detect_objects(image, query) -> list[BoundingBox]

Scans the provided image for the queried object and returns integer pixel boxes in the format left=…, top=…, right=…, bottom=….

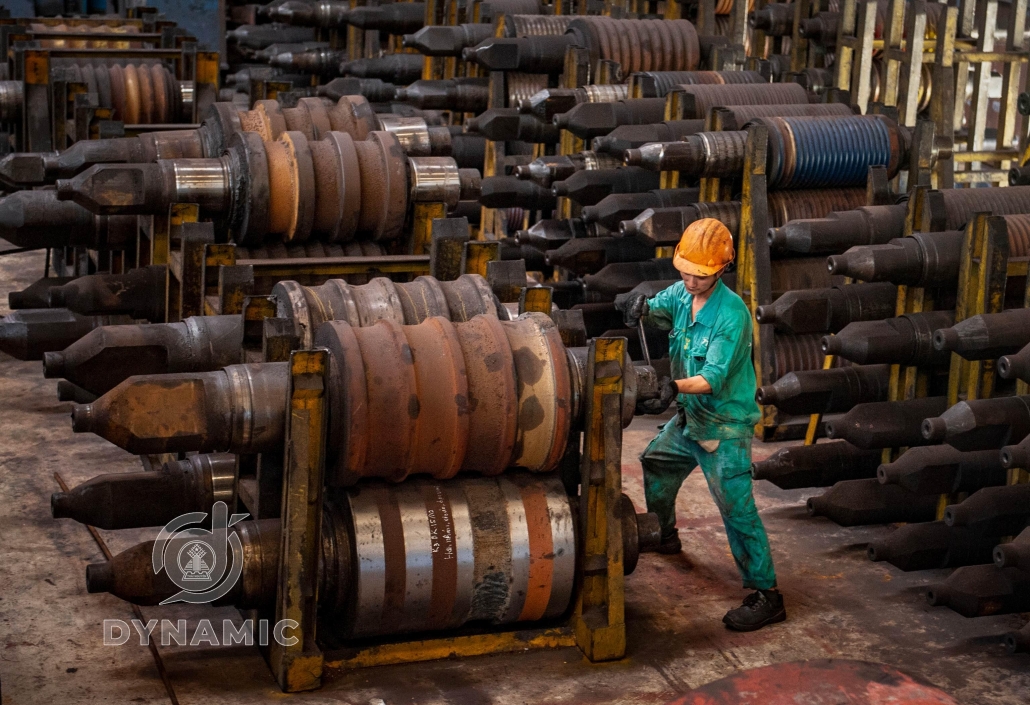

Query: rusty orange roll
left=315, top=312, right=570, bottom=484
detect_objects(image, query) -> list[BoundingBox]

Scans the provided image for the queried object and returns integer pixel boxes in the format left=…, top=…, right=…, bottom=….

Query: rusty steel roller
left=468, top=17, right=699, bottom=74
left=83, top=475, right=659, bottom=632
left=567, top=17, right=700, bottom=74
left=272, top=274, right=499, bottom=349
left=56, top=129, right=481, bottom=245
left=676, top=82, right=809, bottom=119
left=70, top=314, right=658, bottom=471
left=629, top=70, right=767, bottom=98
left=68, top=314, right=566, bottom=470
left=316, top=313, right=568, bottom=482
left=55, top=60, right=182, bottom=123
left=767, top=188, right=867, bottom=228
left=718, top=102, right=856, bottom=130
left=940, top=187, right=1030, bottom=232
left=751, top=114, right=903, bottom=189
left=1005, top=214, right=1030, bottom=256
left=45, top=274, right=496, bottom=398
left=776, top=333, right=847, bottom=379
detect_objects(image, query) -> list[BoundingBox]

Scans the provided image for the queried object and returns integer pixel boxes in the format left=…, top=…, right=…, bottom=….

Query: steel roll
left=721, top=101, right=855, bottom=127
left=775, top=333, right=847, bottom=379
left=272, top=274, right=499, bottom=349
left=566, top=17, right=701, bottom=74
left=330, top=474, right=576, bottom=638
left=506, top=14, right=573, bottom=37
left=753, top=115, right=899, bottom=189
left=249, top=128, right=426, bottom=243
left=316, top=313, right=570, bottom=484
left=1005, top=214, right=1030, bottom=257
left=693, top=201, right=743, bottom=235
left=942, top=187, right=1030, bottom=232
left=678, top=82, right=808, bottom=119
left=630, top=70, right=766, bottom=97
left=767, top=188, right=867, bottom=228
left=770, top=256, right=837, bottom=296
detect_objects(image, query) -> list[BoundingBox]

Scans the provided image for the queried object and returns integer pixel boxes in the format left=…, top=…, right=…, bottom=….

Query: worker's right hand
left=636, top=377, right=677, bottom=415
left=615, top=292, right=648, bottom=328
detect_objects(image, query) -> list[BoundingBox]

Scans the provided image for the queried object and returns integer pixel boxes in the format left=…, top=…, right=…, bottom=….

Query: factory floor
left=1, top=250, right=1028, bottom=705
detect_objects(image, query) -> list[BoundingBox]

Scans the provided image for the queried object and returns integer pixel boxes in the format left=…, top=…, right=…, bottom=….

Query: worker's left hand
left=637, top=376, right=677, bottom=415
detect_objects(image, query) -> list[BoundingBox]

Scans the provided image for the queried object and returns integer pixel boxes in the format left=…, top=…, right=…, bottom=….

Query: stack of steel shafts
left=0, top=91, right=485, bottom=362
left=753, top=195, right=1030, bottom=651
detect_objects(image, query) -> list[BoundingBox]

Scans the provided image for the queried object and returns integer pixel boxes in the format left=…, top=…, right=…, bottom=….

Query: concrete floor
left=1, top=249, right=1029, bottom=704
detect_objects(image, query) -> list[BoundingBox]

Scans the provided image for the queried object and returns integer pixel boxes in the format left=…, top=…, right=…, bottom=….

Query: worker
left=617, top=219, right=785, bottom=632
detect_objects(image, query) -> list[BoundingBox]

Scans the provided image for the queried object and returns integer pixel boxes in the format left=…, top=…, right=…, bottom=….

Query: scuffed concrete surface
left=0, top=250, right=1028, bottom=704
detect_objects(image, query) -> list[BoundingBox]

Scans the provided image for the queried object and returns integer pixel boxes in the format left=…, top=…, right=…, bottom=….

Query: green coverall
left=640, top=278, right=777, bottom=590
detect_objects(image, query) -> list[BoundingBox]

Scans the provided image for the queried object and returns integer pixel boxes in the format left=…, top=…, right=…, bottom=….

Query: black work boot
left=722, top=589, right=786, bottom=631
left=657, top=530, right=682, bottom=554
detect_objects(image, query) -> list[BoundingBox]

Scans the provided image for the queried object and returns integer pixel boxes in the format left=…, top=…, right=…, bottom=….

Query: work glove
left=636, top=376, right=677, bottom=415
left=615, top=292, right=648, bottom=328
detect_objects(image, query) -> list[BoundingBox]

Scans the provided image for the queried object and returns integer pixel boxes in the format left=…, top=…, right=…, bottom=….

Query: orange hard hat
left=673, top=218, right=735, bottom=276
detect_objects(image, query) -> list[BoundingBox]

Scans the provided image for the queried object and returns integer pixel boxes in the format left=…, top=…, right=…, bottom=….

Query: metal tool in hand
left=638, top=319, right=651, bottom=366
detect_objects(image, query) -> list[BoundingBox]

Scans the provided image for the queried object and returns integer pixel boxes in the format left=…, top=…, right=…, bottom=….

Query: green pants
left=640, top=413, right=777, bottom=590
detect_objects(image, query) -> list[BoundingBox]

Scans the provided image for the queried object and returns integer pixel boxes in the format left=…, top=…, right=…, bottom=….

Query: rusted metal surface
left=767, top=188, right=867, bottom=227
left=51, top=452, right=237, bottom=529
left=273, top=274, right=497, bottom=349
left=774, top=332, right=846, bottom=379
left=314, top=313, right=567, bottom=482
left=676, top=82, right=809, bottom=119
left=43, top=313, right=244, bottom=396
left=667, top=660, right=958, bottom=705
left=0, top=308, right=132, bottom=361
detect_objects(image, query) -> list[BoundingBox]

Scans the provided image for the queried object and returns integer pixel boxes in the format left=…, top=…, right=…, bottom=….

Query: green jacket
left=644, top=278, right=760, bottom=440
